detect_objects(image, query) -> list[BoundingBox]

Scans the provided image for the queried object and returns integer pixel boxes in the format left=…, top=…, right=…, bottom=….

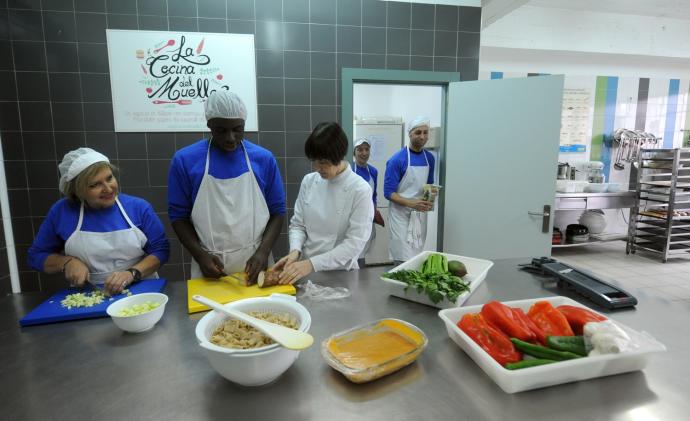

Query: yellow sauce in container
left=322, top=319, right=427, bottom=383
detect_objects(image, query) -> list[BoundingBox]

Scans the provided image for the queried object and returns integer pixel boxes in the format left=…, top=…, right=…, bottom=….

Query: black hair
left=304, top=122, right=348, bottom=165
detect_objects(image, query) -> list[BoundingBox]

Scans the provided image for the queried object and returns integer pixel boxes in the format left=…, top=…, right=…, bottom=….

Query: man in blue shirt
left=352, top=138, right=384, bottom=265
left=384, top=116, right=435, bottom=264
left=168, top=91, right=286, bottom=283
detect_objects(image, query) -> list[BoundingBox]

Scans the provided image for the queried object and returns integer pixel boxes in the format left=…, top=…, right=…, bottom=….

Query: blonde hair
left=63, top=162, right=117, bottom=202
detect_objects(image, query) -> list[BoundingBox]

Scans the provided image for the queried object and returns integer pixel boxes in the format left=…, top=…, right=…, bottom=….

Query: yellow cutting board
left=186, top=273, right=296, bottom=314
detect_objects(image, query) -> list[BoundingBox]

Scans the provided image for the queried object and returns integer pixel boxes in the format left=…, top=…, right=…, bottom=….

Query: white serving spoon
left=192, top=295, right=314, bottom=351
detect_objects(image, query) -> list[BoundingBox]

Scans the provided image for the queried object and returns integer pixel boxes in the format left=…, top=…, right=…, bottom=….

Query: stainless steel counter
left=2, top=260, right=688, bottom=421
left=555, top=191, right=636, bottom=210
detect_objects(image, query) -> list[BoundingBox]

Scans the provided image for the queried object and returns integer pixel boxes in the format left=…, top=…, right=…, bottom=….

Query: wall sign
left=106, top=29, right=258, bottom=132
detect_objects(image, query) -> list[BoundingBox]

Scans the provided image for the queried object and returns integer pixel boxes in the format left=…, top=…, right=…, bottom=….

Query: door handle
left=528, top=205, right=551, bottom=233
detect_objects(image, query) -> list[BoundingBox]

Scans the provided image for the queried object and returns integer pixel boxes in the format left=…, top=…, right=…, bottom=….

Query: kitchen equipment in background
left=579, top=209, right=607, bottom=234
left=557, top=162, right=570, bottom=180
left=566, top=224, right=589, bottom=243
left=612, top=129, right=661, bottom=170
left=19, top=279, right=168, bottom=327
left=552, top=227, right=563, bottom=245
left=587, top=161, right=605, bottom=183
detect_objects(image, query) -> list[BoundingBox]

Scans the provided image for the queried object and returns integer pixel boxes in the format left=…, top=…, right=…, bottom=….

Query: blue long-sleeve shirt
left=168, top=139, right=286, bottom=221
left=28, top=194, right=170, bottom=271
left=352, top=163, right=378, bottom=207
left=383, top=147, right=435, bottom=200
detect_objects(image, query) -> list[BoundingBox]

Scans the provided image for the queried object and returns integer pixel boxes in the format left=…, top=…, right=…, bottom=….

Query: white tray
left=380, top=251, right=493, bottom=309
left=438, top=296, right=666, bottom=393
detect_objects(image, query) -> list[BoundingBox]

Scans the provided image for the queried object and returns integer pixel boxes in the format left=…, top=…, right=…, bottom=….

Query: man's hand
left=196, top=252, right=227, bottom=278
left=245, top=249, right=269, bottom=285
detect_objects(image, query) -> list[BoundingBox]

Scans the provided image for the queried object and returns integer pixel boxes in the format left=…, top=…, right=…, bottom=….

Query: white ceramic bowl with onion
left=106, top=292, right=168, bottom=333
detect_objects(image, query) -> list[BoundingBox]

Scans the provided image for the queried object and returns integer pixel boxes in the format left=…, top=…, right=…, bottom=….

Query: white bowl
left=195, top=294, right=311, bottom=386
left=106, top=292, right=168, bottom=333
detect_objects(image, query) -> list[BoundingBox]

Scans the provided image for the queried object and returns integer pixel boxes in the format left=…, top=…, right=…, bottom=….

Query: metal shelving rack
left=627, top=148, right=690, bottom=262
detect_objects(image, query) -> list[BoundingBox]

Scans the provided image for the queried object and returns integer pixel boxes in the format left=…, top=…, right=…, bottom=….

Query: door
left=355, top=122, right=404, bottom=264
left=443, top=75, right=564, bottom=259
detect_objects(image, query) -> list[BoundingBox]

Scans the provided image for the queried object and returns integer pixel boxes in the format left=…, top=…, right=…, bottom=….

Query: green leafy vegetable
left=383, top=269, right=470, bottom=304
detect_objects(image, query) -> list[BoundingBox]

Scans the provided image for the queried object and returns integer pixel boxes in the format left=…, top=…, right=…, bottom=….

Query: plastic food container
left=438, top=296, right=666, bottom=393
left=322, top=318, right=427, bottom=383
left=380, top=251, right=493, bottom=309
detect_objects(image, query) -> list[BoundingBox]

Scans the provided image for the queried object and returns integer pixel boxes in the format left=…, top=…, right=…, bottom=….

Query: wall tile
left=256, top=50, right=283, bottom=77
left=169, top=16, right=197, bottom=32
left=107, top=0, right=137, bottom=14
left=75, top=0, right=104, bottom=13
left=257, top=77, right=284, bottom=105
left=458, top=57, right=478, bottom=81
left=8, top=0, right=41, bottom=9
left=256, top=20, right=283, bottom=50
left=410, top=55, right=433, bottom=71
left=284, top=78, right=309, bottom=105
left=434, top=56, right=456, bottom=72
left=458, top=31, right=480, bottom=59
left=83, top=102, right=114, bottom=131
left=337, top=25, right=361, bottom=54
left=387, top=1, right=410, bottom=29
left=11, top=216, right=34, bottom=244
left=227, top=0, right=255, bottom=20
left=228, top=19, right=254, bottom=34
left=0, top=41, right=12, bottom=70
left=386, top=54, right=409, bottom=70
left=46, top=41, right=79, bottom=72
left=411, top=4, right=434, bottom=30
left=410, top=29, right=433, bottom=56
left=198, top=0, right=225, bottom=18
left=138, top=15, right=168, bottom=30
left=9, top=10, right=43, bottom=41
left=255, top=0, right=282, bottom=21
left=311, top=79, right=335, bottom=105
left=20, top=271, right=40, bottom=293
left=0, top=102, right=20, bottom=130
left=168, top=0, right=197, bottom=17
left=29, top=188, right=60, bottom=216
left=198, top=18, right=226, bottom=33
left=258, top=105, right=285, bottom=131
left=310, top=0, right=335, bottom=25
left=54, top=131, right=85, bottom=158
left=285, top=156, right=311, bottom=183
left=337, top=53, right=361, bottom=71
left=19, top=102, right=52, bottom=131
left=435, top=30, right=456, bottom=57
left=285, top=131, right=308, bottom=157
left=26, top=160, right=58, bottom=189
left=16, top=71, right=49, bottom=101
left=80, top=73, right=111, bottom=102
left=42, top=0, right=74, bottom=12
left=117, top=132, right=147, bottom=159
left=283, top=0, right=308, bottom=23
left=138, top=0, right=167, bottom=16
left=4, top=161, right=27, bottom=189
left=118, top=159, right=149, bottom=187
left=23, top=131, right=55, bottom=160
left=9, top=189, right=30, bottom=217
left=387, top=28, right=410, bottom=55
left=283, top=22, right=309, bottom=51
left=259, top=131, right=286, bottom=156
left=362, top=27, right=385, bottom=54
left=362, top=53, right=384, bottom=69
left=49, top=72, right=81, bottom=102
left=107, top=14, right=138, bottom=30
left=146, top=132, right=176, bottom=159
left=362, top=0, right=385, bottom=27
left=310, top=24, right=335, bottom=52
left=86, top=132, right=117, bottom=158
left=77, top=43, right=109, bottom=73
left=76, top=12, right=106, bottom=43
left=310, top=105, right=336, bottom=125
left=52, top=102, right=83, bottom=131
left=337, top=0, right=362, bottom=26
left=285, top=105, right=310, bottom=131
left=1, top=131, right=24, bottom=160
left=459, top=7, right=481, bottom=32
left=310, top=52, right=335, bottom=79
left=13, top=41, right=47, bottom=71
left=43, top=11, right=77, bottom=42
left=284, top=51, right=309, bottom=78
left=435, top=5, right=458, bottom=31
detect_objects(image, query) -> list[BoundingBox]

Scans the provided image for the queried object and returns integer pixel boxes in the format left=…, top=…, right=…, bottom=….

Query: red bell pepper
left=527, top=301, right=574, bottom=337
left=480, top=301, right=536, bottom=342
left=457, top=313, right=522, bottom=366
left=556, top=305, right=607, bottom=335
left=511, top=307, right=547, bottom=345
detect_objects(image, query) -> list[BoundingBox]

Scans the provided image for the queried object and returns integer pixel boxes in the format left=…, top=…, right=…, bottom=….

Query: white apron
left=190, top=141, right=270, bottom=278
left=389, top=147, right=429, bottom=261
left=353, top=163, right=376, bottom=260
left=65, top=198, right=155, bottom=284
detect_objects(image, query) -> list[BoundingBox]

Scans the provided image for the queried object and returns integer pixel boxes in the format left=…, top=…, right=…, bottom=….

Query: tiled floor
left=552, top=241, right=690, bottom=303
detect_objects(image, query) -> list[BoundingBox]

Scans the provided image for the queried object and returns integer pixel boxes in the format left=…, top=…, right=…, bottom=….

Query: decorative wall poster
left=559, top=88, right=591, bottom=152
left=106, top=30, right=258, bottom=132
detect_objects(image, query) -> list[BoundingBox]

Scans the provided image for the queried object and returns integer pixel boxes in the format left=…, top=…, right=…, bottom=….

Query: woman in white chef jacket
left=384, top=116, right=435, bottom=265
left=273, top=122, right=374, bottom=284
left=27, top=148, right=170, bottom=295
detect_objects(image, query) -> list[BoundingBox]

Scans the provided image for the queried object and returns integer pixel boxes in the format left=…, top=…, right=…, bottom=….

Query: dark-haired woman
left=273, top=122, right=374, bottom=284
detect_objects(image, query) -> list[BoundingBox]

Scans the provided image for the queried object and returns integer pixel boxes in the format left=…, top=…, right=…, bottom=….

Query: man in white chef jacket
left=384, top=116, right=435, bottom=265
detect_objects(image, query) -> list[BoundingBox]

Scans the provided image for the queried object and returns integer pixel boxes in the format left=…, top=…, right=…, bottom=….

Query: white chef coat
left=289, top=165, right=374, bottom=272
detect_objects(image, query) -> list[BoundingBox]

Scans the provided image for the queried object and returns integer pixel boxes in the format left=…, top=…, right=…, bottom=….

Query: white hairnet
left=407, top=116, right=430, bottom=133
left=204, top=90, right=247, bottom=121
left=58, top=148, right=110, bottom=193
left=353, top=138, right=370, bottom=149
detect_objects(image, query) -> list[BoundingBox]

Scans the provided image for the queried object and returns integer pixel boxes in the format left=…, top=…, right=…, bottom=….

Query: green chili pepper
left=546, top=335, right=587, bottom=356
left=505, top=359, right=558, bottom=370
left=510, top=338, right=583, bottom=361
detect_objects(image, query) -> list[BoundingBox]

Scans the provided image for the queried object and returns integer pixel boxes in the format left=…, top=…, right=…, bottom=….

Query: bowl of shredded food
left=106, top=292, right=168, bottom=333
left=194, top=294, right=312, bottom=386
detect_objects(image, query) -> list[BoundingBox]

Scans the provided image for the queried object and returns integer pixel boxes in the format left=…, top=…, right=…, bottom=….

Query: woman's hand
left=278, top=260, right=314, bottom=284
left=196, top=251, right=227, bottom=278
left=104, top=271, right=135, bottom=296
left=408, top=199, right=433, bottom=212
left=64, top=258, right=89, bottom=287
left=245, top=249, right=269, bottom=285
left=272, top=250, right=300, bottom=271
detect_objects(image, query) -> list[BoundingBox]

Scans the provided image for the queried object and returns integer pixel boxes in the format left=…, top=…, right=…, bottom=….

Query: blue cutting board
left=19, top=279, right=167, bottom=327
